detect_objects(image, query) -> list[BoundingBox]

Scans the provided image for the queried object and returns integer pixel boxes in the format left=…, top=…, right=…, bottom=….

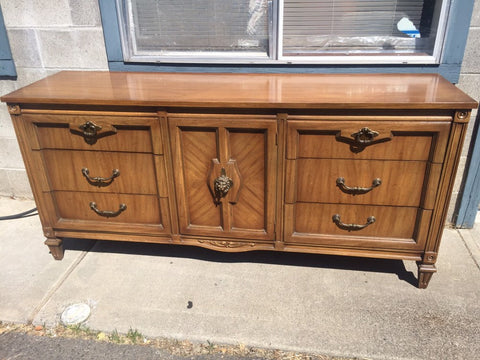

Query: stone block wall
left=0, top=0, right=478, bottom=223
left=0, top=0, right=108, bottom=198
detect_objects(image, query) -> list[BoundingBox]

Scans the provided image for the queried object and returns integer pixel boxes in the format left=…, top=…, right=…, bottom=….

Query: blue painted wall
left=456, top=112, right=480, bottom=228
left=0, top=5, right=16, bottom=78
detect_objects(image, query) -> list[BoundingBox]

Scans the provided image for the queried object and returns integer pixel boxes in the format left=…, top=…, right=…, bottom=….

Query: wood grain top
left=2, top=71, right=477, bottom=109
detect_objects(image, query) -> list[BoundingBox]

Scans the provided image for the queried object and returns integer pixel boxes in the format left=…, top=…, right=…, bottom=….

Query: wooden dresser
left=2, top=72, right=477, bottom=288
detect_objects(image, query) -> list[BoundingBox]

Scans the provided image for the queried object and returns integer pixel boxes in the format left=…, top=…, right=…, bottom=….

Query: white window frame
left=116, top=0, right=451, bottom=65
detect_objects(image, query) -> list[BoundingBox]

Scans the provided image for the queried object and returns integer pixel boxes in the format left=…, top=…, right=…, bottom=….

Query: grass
left=126, top=328, right=144, bottom=344
left=0, top=322, right=361, bottom=360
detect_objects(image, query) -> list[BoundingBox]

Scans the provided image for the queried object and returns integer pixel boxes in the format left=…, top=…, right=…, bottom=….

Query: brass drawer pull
left=89, top=202, right=126, bottom=218
left=332, top=214, right=376, bottom=231
left=336, top=177, right=381, bottom=195
left=82, top=168, right=120, bottom=187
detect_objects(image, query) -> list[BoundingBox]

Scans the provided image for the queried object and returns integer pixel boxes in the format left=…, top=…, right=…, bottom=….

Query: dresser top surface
left=2, top=71, right=477, bottom=110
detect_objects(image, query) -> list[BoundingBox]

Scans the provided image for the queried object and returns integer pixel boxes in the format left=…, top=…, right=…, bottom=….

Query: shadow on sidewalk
left=61, top=238, right=418, bottom=287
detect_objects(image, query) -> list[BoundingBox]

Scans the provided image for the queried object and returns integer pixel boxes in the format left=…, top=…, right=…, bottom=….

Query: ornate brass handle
left=213, top=168, right=233, bottom=204
left=336, top=177, right=381, bottom=195
left=332, top=214, right=376, bottom=231
left=89, top=202, right=126, bottom=218
left=70, top=121, right=117, bottom=145
left=82, top=168, right=120, bottom=187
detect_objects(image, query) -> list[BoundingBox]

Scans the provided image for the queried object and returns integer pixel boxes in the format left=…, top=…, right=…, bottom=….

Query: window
left=116, top=0, right=449, bottom=64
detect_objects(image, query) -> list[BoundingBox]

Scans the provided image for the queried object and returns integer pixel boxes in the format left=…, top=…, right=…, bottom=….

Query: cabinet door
left=285, top=117, right=451, bottom=251
left=170, top=114, right=277, bottom=241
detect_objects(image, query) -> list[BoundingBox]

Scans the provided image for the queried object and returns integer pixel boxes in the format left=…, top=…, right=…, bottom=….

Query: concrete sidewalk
left=1, top=196, right=479, bottom=360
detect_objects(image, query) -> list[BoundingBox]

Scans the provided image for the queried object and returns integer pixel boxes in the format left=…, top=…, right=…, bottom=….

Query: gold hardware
left=336, top=177, right=381, bottom=195
left=335, top=127, right=392, bottom=153
left=213, top=168, right=233, bottom=205
left=70, top=121, right=117, bottom=145
left=82, top=168, right=120, bottom=187
left=89, top=202, right=126, bottom=218
left=332, top=214, right=376, bottom=231
left=351, top=127, right=379, bottom=144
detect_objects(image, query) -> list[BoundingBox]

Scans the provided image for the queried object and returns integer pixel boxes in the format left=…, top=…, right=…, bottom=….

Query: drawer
left=289, top=203, right=419, bottom=240
left=54, top=192, right=163, bottom=224
left=23, top=114, right=162, bottom=154
left=43, top=150, right=163, bottom=195
left=289, top=158, right=428, bottom=207
left=287, top=120, right=450, bottom=162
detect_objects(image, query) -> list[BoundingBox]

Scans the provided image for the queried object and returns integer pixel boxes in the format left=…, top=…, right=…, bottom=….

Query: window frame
left=99, top=0, right=476, bottom=83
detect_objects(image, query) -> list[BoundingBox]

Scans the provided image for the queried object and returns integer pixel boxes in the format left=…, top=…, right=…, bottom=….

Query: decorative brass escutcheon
left=213, top=168, right=233, bottom=205
left=79, top=121, right=102, bottom=145
left=351, top=127, right=379, bottom=144
left=89, top=202, right=126, bottom=218
left=82, top=168, right=120, bottom=187
left=336, top=177, right=382, bottom=195
left=332, top=214, right=376, bottom=231
left=70, top=121, right=117, bottom=145
left=335, top=127, right=392, bottom=153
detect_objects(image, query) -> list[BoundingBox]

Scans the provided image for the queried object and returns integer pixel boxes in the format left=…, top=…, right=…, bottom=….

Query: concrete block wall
left=0, top=0, right=477, bottom=223
left=0, top=0, right=108, bottom=198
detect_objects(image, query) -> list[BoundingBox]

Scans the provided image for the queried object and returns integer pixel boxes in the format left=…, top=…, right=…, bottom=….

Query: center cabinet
left=168, top=114, right=278, bottom=243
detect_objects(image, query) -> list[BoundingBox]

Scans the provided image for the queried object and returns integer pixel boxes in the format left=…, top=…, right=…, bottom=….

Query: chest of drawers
left=2, top=71, right=477, bottom=288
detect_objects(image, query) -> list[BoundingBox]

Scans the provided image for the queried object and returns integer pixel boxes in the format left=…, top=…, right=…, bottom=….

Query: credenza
left=2, top=71, right=477, bottom=288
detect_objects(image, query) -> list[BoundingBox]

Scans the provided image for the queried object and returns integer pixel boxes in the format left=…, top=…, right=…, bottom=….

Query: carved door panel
left=169, top=114, right=277, bottom=242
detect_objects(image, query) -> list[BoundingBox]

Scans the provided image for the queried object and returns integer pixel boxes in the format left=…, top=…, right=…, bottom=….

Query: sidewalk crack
left=26, top=241, right=96, bottom=324
left=457, top=229, right=480, bottom=271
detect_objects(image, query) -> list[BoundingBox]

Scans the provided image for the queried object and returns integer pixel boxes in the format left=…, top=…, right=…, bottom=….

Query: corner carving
left=454, top=111, right=470, bottom=123
left=8, top=105, right=21, bottom=115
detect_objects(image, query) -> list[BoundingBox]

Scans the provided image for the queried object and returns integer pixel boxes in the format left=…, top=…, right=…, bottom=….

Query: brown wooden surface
left=2, top=71, right=477, bottom=109
left=24, top=114, right=159, bottom=153
left=287, top=120, right=451, bottom=162
left=54, top=192, right=162, bottom=224
left=43, top=150, right=159, bottom=194
left=293, top=203, right=418, bottom=239
left=4, top=72, right=478, bottom=288
left=291, top=158, right=428, bottom=207
left=169, top=114, right=277, bottom=241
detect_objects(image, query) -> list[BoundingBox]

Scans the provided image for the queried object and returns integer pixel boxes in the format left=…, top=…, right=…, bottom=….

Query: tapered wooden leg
left=417, top=263, right=436, bottom=289
left=44, top=237, right=64, bottom=260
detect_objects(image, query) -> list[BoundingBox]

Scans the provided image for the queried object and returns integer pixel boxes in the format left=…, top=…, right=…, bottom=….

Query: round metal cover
left=60, top=303, right=91, bottom=325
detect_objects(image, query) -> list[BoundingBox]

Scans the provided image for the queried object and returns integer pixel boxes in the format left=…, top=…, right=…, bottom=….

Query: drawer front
left=43, top=150, right=161, bottom=195
left=294, top=203, right=417, bottom=239
left=287, top=120, right=450, bottom=162
left=285, top=203, right=432, bottom=250
left=54, top=192, right=163, bottom=224
left=290, top=158, right=428, bottom=206
left=23, top=114, right=162, bottom=154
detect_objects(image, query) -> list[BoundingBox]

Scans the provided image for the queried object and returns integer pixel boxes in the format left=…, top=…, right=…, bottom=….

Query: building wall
left=451, top=0, right=480, bottom=221
left=0, top=0, right=108, bottom=197
left=0, top=0, right=478, bottom=223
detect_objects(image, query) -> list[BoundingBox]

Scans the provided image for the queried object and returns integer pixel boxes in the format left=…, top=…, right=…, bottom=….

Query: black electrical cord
left=0, top=207, right=38, bottom=220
